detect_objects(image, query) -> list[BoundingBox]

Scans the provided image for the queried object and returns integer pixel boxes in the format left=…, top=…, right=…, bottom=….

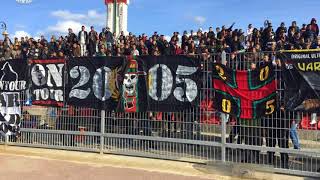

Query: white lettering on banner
left=40, top=88, right=49, bottom=100
left=0, top=92, right=21, bottom=136
left=173, top=65, right=198, bottom=102
left=67, top=63, right=199, bottom=104
left=33, top=89, right=64, bottom=101
left=93, top=67, right=112, bottom=101
left=0, top=62, right=27, bottom=91
left=291, top=53, right=320, bottom=59
left=148, top=64, right=198, bottom=102
left=69, top=66, right=91, bottom=99
left=148, top=64, right=173, bottom=101
left=31, top=63, right=65, bottom=103
left=0, top=81, right=26, bottom=91
left=31, top=64, right=64, bottom=87
left=46, top=64, right=64, bottom=87
left=69, top=66, right=115, bottom=101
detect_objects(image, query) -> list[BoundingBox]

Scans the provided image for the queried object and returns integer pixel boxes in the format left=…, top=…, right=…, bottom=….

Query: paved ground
left=0, top=154, right=211, bottom=180
left=0, top=146, right=313, bottom=180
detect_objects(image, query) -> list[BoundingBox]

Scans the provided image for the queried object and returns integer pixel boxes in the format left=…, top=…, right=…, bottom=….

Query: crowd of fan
left=0, top=18, right=319, bottom=61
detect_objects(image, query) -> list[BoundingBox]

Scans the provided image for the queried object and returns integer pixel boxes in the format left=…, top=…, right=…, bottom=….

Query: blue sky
left=1, top=0, right=319, bottom=39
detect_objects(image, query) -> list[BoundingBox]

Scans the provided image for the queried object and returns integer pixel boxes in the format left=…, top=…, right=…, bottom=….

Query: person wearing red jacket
left=309, top=18, right=319, bottom=37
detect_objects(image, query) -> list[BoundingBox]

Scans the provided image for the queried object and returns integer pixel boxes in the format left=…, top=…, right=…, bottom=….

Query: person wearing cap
left=309, top=18, right=319, bottom=36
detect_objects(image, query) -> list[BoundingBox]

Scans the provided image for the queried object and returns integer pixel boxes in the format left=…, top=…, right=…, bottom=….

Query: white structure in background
left=105, top=0, right=129, bottom=36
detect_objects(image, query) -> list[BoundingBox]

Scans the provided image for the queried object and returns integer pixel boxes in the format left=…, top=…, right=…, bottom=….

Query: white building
left=105, top=0, right=129, bottom=36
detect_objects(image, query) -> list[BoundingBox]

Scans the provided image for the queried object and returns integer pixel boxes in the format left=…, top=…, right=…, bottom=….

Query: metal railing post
left=4, top=135, right=8, bottom=146
left=100, top=110, right=106, bottom=154
left=221, top=113, right=227, bottom=163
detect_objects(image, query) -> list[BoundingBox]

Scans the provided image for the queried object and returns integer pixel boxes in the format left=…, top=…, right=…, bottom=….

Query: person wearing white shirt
left=131, top=44, right=140, bottom=56
left=247, top=24, right=254, bottom=36
left=78, top=26, right=88, bottom=56
left=246, top=24, right=254, bottom=45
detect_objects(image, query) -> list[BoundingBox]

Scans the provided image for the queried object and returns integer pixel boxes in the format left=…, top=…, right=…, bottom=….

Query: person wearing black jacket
left=67, top=28, right=77, bottom=57
left=88, top=26, right=98, bottom=56
left=263, top=109, right=290, bottom=169
left=208, top=27, right=215, bottom=39
left=275, top=22, right=287, bottom=41
left=105, top=27, right=114, bottom=49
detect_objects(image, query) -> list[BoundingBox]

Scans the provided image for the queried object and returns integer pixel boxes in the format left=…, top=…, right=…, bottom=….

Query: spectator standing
left=88, top=26, right=98, bottom=56
left=264, top=109, right=290, bottom=169
left=67, top=28, right=77, bottom=56
left=309, top=18, right=319, bottom=37
left=246, top=24, right=254, bottom=42
left=48, top=36, right=57, bottom=55
left=40, top=46, right=50, bottom=59
left=78, top=26, right=88, bottom=56
left=40, top=35, right=48, bottom=46
left=290, top=120, right=300, bottom=150
left=208, top=27, right=215, bottom=40
left=105, top=27, right=114, bottom=49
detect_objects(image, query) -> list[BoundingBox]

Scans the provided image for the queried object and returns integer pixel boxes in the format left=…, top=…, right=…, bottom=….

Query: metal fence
left=3, top=52, right=320, bottom=178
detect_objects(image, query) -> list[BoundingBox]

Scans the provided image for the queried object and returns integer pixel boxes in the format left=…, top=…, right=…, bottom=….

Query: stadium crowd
left=0, top=18, right=319, bottom=60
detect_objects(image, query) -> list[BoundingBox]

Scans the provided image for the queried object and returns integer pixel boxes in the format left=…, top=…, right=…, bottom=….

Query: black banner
left=66, top=56, right=125, bottom=110
left=0, top=59, right=28, bottom=92
left=140, top=55, right=201, bottom=112
left=118, top=56, right=148, bottom=112
left=212, top=62, right=277, bottom=119
left=0, top=59, right=28, bottom=136
left=30, top=59, right=65, bottom=107
left=0, top=92, right=21, bottom=136
left=281, top=51, right=320, bottom=112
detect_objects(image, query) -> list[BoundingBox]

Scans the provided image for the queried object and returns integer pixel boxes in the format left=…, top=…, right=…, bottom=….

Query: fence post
left=100, top=110, right=106, bottom=155
left=4, top=135, right=8, bottom=146
left=220, top=113, right=228, bottom=163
